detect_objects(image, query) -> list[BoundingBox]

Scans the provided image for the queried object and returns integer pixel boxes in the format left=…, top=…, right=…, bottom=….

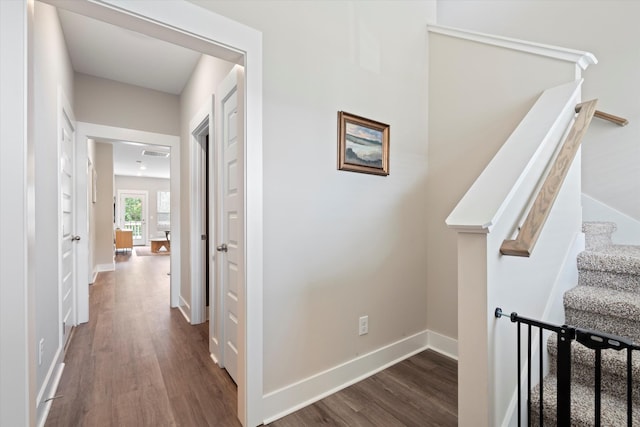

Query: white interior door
left=214, top=65, right=245, bottom=384
left=59, top=91, right=76, bottom=348
left=118, top=190, right=148, bottom=246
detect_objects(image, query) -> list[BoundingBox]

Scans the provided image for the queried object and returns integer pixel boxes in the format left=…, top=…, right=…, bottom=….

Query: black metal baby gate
left=495, top=307, right=639, bottom=426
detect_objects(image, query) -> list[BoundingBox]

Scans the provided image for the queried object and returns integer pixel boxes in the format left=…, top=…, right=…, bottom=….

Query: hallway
left=46, top=250, right=240, bottom=426
left=46, top=248, right=457, bottom=426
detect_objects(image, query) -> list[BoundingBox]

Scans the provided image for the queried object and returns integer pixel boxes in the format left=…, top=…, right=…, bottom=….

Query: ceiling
left=57, top=8, right=201, bottom=180
left=58, top=9, right=202, bottom=95
left=108, top=141, right=171, bottom=180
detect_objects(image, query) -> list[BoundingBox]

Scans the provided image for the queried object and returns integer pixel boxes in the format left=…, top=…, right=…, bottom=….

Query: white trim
left=0, top=1, right=36, bottom=425
left=75, top=122, right=181, bottom=321
left=179, top=296, right=192, bottom=323
left=427, top=330, right=458, bottom=360
left=189, top=97, right=214, bottom=325
left=91, top=271, right=98, bottom=284
left=36, top=362, right=64, bottom=427
left=210, top=352, right=220, bottom=365
left=262, top=330, right=456, bottom=424
left=35, top=346, right=63, bottom=408
left=96, top=263, right=115, bottom=273
left=427, top=24, right=597, bottom=70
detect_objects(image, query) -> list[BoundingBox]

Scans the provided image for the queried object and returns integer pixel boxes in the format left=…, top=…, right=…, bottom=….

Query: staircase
left=531, top=221, right=640, bottom=426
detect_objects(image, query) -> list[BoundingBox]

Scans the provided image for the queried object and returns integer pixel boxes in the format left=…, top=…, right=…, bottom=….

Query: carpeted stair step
left=564, top=286, right=640, bottom=343
left=578, top=247, right=640, bottom=293
left=530, top=376, right=640, bottom=426
left=546, top=334, right=640, bottom=403
left=583, top=221, right=617, bottom=251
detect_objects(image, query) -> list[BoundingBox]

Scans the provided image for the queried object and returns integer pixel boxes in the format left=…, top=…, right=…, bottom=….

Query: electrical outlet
left=39, top=338, right=44, bottom=366
left=359, top=315, right=369, bottom=336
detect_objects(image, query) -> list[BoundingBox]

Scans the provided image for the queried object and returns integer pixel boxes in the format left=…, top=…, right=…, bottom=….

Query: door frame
left=75, top=123, right=181, bottom=313
left=189, top=96, right=214, bottom=325
left=117, top=189, right=149, bottom=246
left=41, top=2, right=265, bottom=426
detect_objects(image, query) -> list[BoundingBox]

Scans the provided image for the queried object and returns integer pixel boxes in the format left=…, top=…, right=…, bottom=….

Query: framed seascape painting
left=337, top=111, right=390, bottom=176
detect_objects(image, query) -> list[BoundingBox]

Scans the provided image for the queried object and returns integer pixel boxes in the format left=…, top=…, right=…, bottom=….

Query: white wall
left=93, top=142, right=114, bottom=271
left=32, top=1, right=74, bottom=421
left=583, top=193, right=640, bottom=245
left=74, top=72, right=181, bottom=136
left=190, top=0, right=436, bottom=394
left=115, top=175, right=171, bottom=240
left=179, top=54, right=234, bottom=309
left=438, top=0, right=640, bottom=222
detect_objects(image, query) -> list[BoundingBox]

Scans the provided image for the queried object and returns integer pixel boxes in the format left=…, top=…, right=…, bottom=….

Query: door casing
left=76, top=124, right=181, bottom=315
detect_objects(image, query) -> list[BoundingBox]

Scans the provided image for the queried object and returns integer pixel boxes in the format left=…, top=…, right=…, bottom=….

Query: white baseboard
left=91, top=270, right=98, bottom=284
left=36, top=345, right=65, bottom=427
left=427, top=330, right=458, bottom=360
left=263, top=329, right=458, bottom=424
left=36, top=362, right=64, bottom=427
left=178, top=296, right=191, bottom=323
left=96, top=262, right=114, bottom=273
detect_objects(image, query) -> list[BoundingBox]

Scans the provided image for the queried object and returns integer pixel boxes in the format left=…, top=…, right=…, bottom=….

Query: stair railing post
left=627, top=348, right=633, bottom=427
left=556, top=325, right=575, bottom=425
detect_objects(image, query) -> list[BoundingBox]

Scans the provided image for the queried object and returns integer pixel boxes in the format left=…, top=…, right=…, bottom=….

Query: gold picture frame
left=337, top=111, right=389, bottom=176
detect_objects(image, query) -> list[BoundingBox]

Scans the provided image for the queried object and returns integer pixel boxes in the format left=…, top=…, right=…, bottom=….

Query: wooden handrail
left=594, top=110, right=628, bottom=126
left=576, top=106, right=628, bottom=127
left=501, top=99, right=598, bottom=257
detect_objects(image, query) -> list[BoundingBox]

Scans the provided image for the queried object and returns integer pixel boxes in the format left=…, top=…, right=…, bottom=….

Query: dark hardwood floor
left=268, top=350, right=457, bottom=427
left=46, top=248, right=240, bottom=427
left=46, top=248, right=457, bottom=427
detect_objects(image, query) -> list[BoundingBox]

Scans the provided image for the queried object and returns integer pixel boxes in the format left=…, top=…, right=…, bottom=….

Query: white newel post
left=457, top=231, right=491, bottom=426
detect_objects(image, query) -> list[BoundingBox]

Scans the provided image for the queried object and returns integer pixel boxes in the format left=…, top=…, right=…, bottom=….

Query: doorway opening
left=117, top=190, right=148, bottom=246
left=37, top=2, right=263, bottom=425
left=189, top=99, right=214, bottom=325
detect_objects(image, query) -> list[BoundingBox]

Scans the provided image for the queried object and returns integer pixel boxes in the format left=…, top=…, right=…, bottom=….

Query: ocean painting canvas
left=345, top=123, right=383, bottom=168
left=338, top=111, right=389, bottom=175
